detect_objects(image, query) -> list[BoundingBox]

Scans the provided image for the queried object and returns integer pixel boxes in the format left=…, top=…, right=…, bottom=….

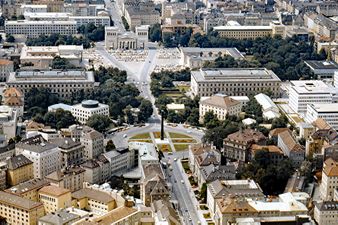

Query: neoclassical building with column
left=105, top=25, right=148, bottom=50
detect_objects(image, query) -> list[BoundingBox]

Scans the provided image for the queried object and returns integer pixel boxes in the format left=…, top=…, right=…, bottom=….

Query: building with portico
left=105, top=25, right=148, bottom=50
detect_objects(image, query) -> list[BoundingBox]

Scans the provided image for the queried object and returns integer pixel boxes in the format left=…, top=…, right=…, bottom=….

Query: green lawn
left=174, top=144, right=190, bottom=151
left=169, top=132, right=191, bottom=139
left=153, top=132, right=167, bottom=139
left=129, top=133, right=151, bottom=139
left=157, top=144, right=172, bottom=152
left=173, top=139, right=197, bottom=143
left=128, top=139, right=152, bottom=143
left=178, top=85, right=190, bottom=92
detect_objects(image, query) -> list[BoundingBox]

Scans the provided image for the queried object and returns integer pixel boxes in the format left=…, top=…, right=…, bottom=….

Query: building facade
left=0, top=59, right=14, bottom=82
left=7, top=70, right=95, bottom=98
left=6, top=154, right=33, bottom=186
left=5, top=20, right=77, bottom=38
left=321, top=158, right=338, bottom=201
left=38, top=185, right=71, bottom=214
left=305, top=103, right=338, bottom=131
left=71, top=100, right=109, bottom=124
left=105, top=26, right=148, bottom=50
left=191, top=68, right=281, bottom=97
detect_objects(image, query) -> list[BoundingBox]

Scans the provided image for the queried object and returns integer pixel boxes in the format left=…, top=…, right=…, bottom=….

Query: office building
left=321, top=158, right=338, bottom=201
left=191, top=68, right=281, bottom=97
left=124, top=3, right=160, bottom=31
left=38, top=185, right=71, bottom=214
left=7, top=70, right=95, bottom=98
left=199, top=94, right=242, bottom=122
left=213, top=22, right=285, bottom=39
left=20, top=45, right=83, bottom=69
left=71, top=100, right=109, bottom=124
left=38, top=208, right=82, bottom=225
left=288, top=80, right=334, bottom=115
left=0, top=191, right=44, bottom=225
left=15, top=135, right=61, bottom=179
left=305, top=103, right=338, bottom=131
left=5, top=20, right=77, bottom=38
left=105, top=26, right=149, bottom=50
left=6, top=154, right=33, bottom=186
left=0, top=105, right=18, bottom=140
left=70, top=16, right=110, bottom=27
left=304, top=60, right=338, bottom=79
left=81, top=157, right=110, bottom=184
left=103, top=147, right=137, bottom=176
left=45, top=167, right=85, bottom=192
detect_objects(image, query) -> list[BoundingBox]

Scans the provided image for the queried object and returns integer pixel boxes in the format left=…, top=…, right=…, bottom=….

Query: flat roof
left=180, top=47, right=244, bottom=60
left=304, top=60, right=338, bottom=70
left=6, top=20, right=77, bottom=25
left=309, top=103, right=338, bottom=113
left=290, top=80, right=331, bottom=94
left=192, top=68, right=280, bottom=82
left=214, top=25, right=272, bottom=31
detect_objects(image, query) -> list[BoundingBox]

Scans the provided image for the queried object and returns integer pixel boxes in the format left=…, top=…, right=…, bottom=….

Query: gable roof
left=278, top=130, right=304, bottom=152
left=7, top=154, right=32, bottom=170
left=200, top=94, right=240, bottom=109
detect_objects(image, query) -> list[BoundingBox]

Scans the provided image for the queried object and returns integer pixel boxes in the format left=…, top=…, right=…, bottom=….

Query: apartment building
left=199, top=94, right=242, bottom=122
left=321, top=158, right=338, bottom=201
left=249, top=144, right=285, bottom=164
left=277, top=129, right=305, bottom=167
left=20, top=45, right=83, bottom=69
left=45, top=167, right=85, bottom=192
left=7, top=70, right=95, bottom=98
left=141, top=163, right=169, bottom=207
left=71, top=100, right=109, bottom=124
left=191, top=68, right=281, bottom=98
left=50, top=138, right=85, bottom=168
left=223, top=129, right=267, bottom=162
left=70, top=16, right=110, bottom=27
left=15, top=135, right=61, bottom=179
left=71, top=188, right=116, bottom=214
left=0, top=59, right=13, bottom=82
left=2, top=87, right=24, bottom=117
left=81, top=157, right=110, bottom=184
left=314, top=201, right=338, bottom=225
left=304, top=12, right=337, bottom=41
left=305, top=103, right=338, bottom=131
left=288, top=80, right=334, bottom=115
left=38, top=185, right=71, bottom=214
left=5, top=20, right=77, bottom=38
left=124, top=4, right=160, bottom=31
left=5, top=178, right=50, bottom=201
left=0, top=191, right=45, bottom=225
left=6, top=154, right=33, bottom=186
left=207, top=179, right=264, bottom=219
left=80, top=129, right=104, bottom=160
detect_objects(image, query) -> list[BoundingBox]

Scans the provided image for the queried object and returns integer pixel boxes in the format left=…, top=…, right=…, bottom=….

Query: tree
left=121, top=16, right=129, bottom=31
left=86, top=114, right=111, bottom=133
left=6, top=34, right=15, bottom=43
left=18, top=15, right=25, bottom=20
left=43, top=109, right=76, bottom=129
left=138, top=99, right=153, bottom=122
left=52, top=56, right=76, bottom=69
left=106, top=140, right=116, bottom=152
left=187, top=108, right=200, bottom=126
left=149, top=23, right=161, bottom=42
left=25, top=87, right=60, bottom=117
left=271, top=115, right=288, bottom=129
left=123, top=105, right=135, bottom=125
left=203, top=111, right=220, bottom=129
left=200, top=183, right=207, bottom=203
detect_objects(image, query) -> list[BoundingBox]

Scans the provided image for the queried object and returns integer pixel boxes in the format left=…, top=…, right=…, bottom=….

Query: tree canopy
left=86, top=114, right=111, bottom=133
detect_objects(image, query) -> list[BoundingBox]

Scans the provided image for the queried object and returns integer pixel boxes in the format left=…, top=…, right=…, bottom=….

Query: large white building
left=105, top=25, right=148, bottom=50
left=254, top=93, right=281, bottom=120
left=191, top=68, right=281, bottom=97
left=103, top=147, right=137, bottom=176
left=7, top=70, right=95, bottom=98
left=71, top=100, right=109, bottom=124
left=314, top=201, right=338, bottom=225
left=5, top=20, right=77, bottom=38
left=289, top=80, right=334, bottom=115
left=20, top=45, right=83, bottom=69
left=15, top=135, right=61, bottom=179
left=305, top=103, right=338, bottom=130
left=199, top=94, right=241, bottom=122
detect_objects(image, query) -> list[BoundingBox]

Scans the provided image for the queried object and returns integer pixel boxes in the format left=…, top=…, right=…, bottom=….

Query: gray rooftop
left=304, top=60, right=338, bottom=70
left=7, top=154, right=32, bottom=170
left=38, top=209, right=80, bottom=224
left=5, top=178, right=50, bottom=194
left=16, top=135, right=57, bottom=153
left=72, top=188, right=114, bottom=204
left=50, top=137, right=82, bottom=151
left=0, top=191, right=43, bottom=211
left=192, top=68, right=280, bottom=82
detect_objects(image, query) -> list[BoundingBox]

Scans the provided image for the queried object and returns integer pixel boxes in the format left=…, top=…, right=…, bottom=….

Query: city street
left=104, top=0, right=125, bottom=31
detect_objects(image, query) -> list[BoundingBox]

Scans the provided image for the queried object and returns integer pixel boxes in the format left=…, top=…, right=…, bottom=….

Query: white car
left=174, top=158, right=177, bottom=161
left=123, top=134, right=127, bottom=138
left=181, top=180, right=184, bottom=184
